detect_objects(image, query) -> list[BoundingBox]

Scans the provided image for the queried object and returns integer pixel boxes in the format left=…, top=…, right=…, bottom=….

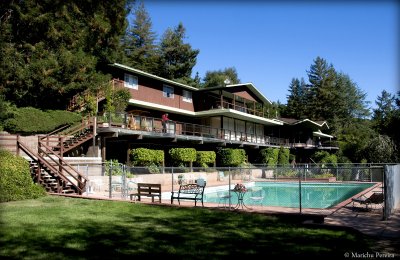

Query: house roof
left=111, top=63, right=272, bottom=105
left=278, top=118, right=330, bottom=129
left=313, top=130, right=334, bottom=138
left=198, top=83, right=272, bottom=105
left=110, top=63, right=199, bottom=91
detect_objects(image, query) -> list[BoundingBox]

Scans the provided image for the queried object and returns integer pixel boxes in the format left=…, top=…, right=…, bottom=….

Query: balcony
left=95, top=112, right=337, bottom=149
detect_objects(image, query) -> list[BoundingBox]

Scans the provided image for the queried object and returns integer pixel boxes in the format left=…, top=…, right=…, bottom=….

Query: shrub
left=0, top=149, right=46, bottom=202
left=217, top=148, right=246, bottom=167
left=259, top=148, right=279, bottom=167
left=277, top=146, right=290, bottom=166
left=196, top=151, right=216, bottom=168
left=169, top=148, right=196, bottom=167
left=312, top=151, right=338, bottom=168
left=104, top=159, right=123, bottom=176
left=3, top=107, right=81, bottom=135
left=130, top=148, right=164, bottom=166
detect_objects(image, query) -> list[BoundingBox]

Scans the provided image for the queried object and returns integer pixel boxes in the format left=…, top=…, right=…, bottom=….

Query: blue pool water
left=202, top=182, right=375, bottom=209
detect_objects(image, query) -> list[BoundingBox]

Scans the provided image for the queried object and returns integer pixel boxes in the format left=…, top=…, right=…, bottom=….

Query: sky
left=141, top=0, right=399, bottom=108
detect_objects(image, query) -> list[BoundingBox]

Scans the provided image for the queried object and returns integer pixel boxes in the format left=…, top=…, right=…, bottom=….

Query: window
left=124, top=73, right=138, bottom=89
left=163, top=85, right=174, bottom=98
left=182, top=90, right=192, bottom=103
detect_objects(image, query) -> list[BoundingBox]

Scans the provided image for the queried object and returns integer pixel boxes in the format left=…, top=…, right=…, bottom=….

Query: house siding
left=118, top=73, right=195, bottom=112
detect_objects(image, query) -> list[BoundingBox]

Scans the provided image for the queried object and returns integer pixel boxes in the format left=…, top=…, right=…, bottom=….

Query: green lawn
left=0, top=196, right=374, bottom=259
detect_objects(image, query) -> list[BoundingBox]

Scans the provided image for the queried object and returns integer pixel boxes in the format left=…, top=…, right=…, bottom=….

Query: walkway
left=324, top=206, right=400, bottom=254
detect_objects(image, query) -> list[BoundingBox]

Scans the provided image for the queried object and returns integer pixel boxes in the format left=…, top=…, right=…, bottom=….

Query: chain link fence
left=71, top=163, right=392, bottom=217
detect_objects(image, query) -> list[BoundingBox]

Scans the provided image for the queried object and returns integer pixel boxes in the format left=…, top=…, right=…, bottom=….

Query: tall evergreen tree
left=306, top=56, right=337, bottom=120
left=285, top=77, right=308, bottom=119
left=123, top=1, right=159, bottom=73
left=202, top=67, right=240, bottom=88
left=0, top=0, right=131, bottom=110
left=372, top=90, right=395, bottom=133
left=158, top=22, right=199, bottom=82
left=372, top=90, right=399, bottom=160
left=334, top=73, right=370, bottom=122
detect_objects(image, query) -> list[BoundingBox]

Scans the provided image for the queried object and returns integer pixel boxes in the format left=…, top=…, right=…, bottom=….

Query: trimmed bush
left=196, top=151, right=216, bottom=168
left=218, top=148, right=246, bottom=167
left=0, top=149, right=46, bottom=202
left=169, top=148, right=196, bottom=166
left=130, top=148, right=164, bottom=166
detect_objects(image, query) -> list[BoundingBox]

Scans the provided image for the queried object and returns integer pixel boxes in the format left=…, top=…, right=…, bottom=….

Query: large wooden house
left=96, top=63, right=337, bottom=164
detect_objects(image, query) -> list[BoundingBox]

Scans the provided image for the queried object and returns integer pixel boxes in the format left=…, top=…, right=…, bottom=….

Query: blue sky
left=140, top=1, right=399, bottom=108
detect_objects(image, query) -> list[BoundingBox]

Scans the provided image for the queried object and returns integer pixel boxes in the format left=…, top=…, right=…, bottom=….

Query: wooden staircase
left=17, top=139, right=88, bottom=195
left=67, top=78, right=124, bottom=112
left=39, top=120, right=94, bottom=157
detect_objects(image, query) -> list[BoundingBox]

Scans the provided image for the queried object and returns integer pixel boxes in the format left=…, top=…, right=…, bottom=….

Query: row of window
left=124, top=73, right=192, bottom=103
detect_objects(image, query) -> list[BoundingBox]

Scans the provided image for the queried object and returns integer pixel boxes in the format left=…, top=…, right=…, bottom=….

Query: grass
left=0, top=196, right=375, bottom=259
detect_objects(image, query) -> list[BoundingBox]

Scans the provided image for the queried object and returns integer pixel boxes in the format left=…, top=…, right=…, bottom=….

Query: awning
left=313, top=131, right=333, bottom=138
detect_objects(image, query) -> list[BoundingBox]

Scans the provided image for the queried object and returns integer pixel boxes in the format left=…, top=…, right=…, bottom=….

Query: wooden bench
left=130, top=183, right=161, bottom=203
left=171, top=181, right=206, bottom=207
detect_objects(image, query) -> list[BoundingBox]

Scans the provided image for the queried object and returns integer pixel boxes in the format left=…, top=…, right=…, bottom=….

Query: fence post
left=171, top=167, right=174, bottom=196
left=108, top=164, right=112, bottom=199
left=299, top=166, right=304, bottom=214
left=228, top=167, right=232, bottom=210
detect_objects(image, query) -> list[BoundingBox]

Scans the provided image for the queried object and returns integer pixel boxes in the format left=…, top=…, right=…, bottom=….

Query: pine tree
left=306, top=56, right=337, bottom=120
left=285, top=77, right=308, bottom=119
left=158, top=22, right=199, bottom=81
left=123, top=1, right=159, bottom=73
left=372, top=90, right=396, bottom=134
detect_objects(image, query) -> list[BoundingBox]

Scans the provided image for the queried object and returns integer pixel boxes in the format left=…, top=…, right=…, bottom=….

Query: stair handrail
left=58, top=119, right=93, bottom=137
left=42, top=124, right=71, bottom=139
left=17, top=140, right=67, bottom=192
left=39, top=119, right=94, bottom=155
left=67, top=79, right=125, bottom=112
left=37, top=141, right=89, bottom=193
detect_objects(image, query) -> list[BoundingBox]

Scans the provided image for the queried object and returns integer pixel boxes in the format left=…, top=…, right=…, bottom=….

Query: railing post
left=16, top=134, right=20, bottom=156
left=299, top=166, right=303, bottom=214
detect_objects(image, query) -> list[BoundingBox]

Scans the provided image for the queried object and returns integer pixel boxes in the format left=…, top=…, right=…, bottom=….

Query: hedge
left=130, top=148, right=164, bottom=166
left=169, top=148, right=197, bottom=166
left=3, top=107, right=81, bottom=135
left=218, top=148, right=246, bottom=167
left=196, top=151, right=216, bottom=167
left=0, top=149, right=46, bottom=202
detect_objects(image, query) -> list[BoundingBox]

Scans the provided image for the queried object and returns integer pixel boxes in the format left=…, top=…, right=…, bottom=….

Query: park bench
left=171, top=179, right=206, bottom=207
left=130, top=183, right=161, bottom=203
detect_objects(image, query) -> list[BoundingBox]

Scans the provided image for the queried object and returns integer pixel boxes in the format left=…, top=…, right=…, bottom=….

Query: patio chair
left=217, top=191, right=232, bottom=208
left=352, top=192, right=384, bottom=211
left=248, top=188, right=265, bottom=206
left=217, top=171, right=226, bottom=181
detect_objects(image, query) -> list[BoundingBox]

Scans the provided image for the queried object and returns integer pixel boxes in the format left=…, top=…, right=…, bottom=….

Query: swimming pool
left=202, top=182, right=375, bottom=209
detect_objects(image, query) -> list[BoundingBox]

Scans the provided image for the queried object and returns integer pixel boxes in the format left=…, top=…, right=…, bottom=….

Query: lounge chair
left=352, top=192, right=384, bottom=211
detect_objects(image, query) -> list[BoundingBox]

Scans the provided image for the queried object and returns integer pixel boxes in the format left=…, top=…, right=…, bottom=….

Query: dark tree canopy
left=0, top=0, right=132, bottom=110
left=202, top=67, right=240, bottom=88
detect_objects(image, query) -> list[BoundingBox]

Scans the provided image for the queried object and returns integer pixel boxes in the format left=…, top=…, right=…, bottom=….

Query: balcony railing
left=96, top=112, right=339, bottom=149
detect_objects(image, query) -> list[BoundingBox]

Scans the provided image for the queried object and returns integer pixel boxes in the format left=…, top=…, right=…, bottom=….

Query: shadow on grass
left=0, top=199, right=374, bottom=259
